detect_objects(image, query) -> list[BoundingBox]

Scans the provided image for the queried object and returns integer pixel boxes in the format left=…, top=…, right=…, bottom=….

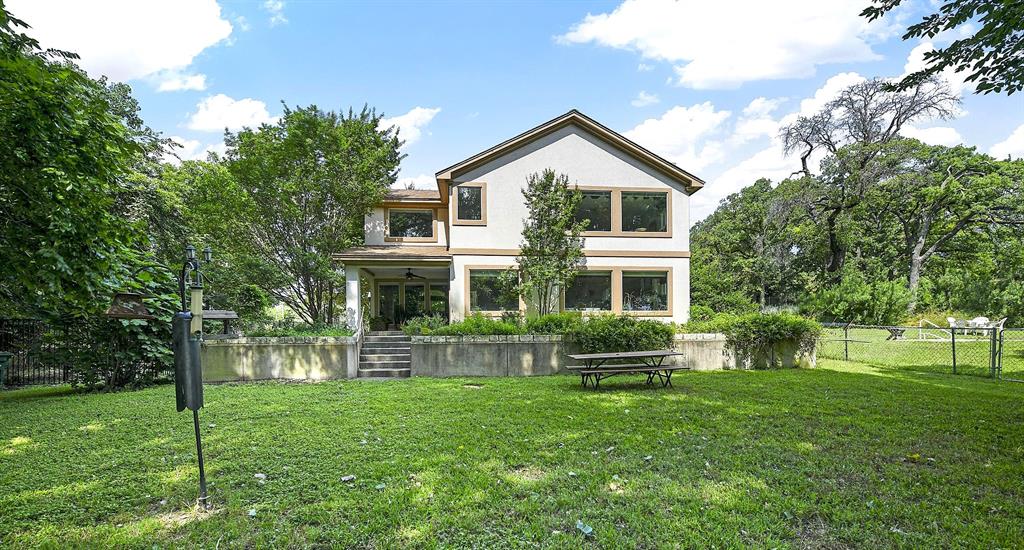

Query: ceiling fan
left=404, top=268, right=427, bottom=280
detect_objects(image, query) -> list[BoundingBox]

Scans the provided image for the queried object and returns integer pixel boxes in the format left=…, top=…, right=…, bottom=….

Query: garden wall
left=410, top=335, right=573, bottom=377
left=201, top=336, right=358, bottom=382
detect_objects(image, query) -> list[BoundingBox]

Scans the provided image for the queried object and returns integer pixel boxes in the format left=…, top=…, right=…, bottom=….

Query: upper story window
left=621, top=191, right=668, bottom=233
left=454, top=183, right=486, bottom=225
left=574, top=190, right=612, bottom=232
left=386, top=208, right=435, bottom=241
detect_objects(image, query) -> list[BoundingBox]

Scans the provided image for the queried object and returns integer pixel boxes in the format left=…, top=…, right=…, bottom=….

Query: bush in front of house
left=428, top=313, right=524, bottom=336
left=567, top=314, right=675, bottom=354
left=401, top=315, right=449, bottom=335
left=721, top=312, right=821, bottom=368
left=677, top=308, right=741, bottom=334
left=524, top=311, right=584, bottom=335
left=246, top=320, right=354, bottom=337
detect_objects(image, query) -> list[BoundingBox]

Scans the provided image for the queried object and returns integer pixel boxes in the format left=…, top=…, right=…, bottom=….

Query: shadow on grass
left=2, top=365, right=1024, bottom=547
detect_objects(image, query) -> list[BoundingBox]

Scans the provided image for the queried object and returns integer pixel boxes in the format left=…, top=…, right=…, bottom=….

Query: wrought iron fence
left=0, top=318, right=167, bottom=387
left=819, top=322, right=1020, bottom=379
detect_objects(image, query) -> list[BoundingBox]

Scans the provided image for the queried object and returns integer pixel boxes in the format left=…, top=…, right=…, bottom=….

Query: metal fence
left=0, top=318, right=166, bottom=387
left=819, top=322, right=1023, bottom=380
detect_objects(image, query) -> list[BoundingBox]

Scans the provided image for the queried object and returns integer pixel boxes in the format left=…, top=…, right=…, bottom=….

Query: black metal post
left=844, top=323, right=850, bottom=361
left=951, top=327, right=957, bottom=375
left=990, top=328, right=998, bottom=379
left=997, top=329, right=1004, bottom=380
left=193, top=408, right=209, bottom=508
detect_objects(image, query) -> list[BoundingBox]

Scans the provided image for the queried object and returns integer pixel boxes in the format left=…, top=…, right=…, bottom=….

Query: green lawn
left=2, top=361, right=1023, bottom=548
left=819, top=326, right=1024, bottom=379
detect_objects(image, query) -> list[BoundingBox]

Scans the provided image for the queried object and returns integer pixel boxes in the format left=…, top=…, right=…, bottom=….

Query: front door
left=430, top=283, right=449, bottom=320
left=378, top=283, right=401, bottom=328
left=404, top=283, right=427, bottom=319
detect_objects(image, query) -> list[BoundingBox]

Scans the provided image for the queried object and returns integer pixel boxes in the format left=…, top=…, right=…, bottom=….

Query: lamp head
left=185, top=245, right=196, bottom=261
left=203, top=246, right=212, bottom=263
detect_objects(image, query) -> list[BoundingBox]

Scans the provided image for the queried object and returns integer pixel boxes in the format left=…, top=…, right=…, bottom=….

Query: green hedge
left=567, top=315, right=675, bottom=354
left=722, top=313, right=821, bottom=366
left=402, top=312, right=673, bottom=354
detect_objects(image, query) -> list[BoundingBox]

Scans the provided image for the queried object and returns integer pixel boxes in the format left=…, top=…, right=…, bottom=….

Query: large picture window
left=387, top=209, right=434, bottom=239
left=622, top=270, right=669, bottom=312
left=469, top=269, right=518, bottom=312
left=454, top=183, right=486, bottom=224
left=564, top=271, right=612, bottom=311
left=575, top=190, right=612, bottom=232
left=621, top=191, right=668, bottom=233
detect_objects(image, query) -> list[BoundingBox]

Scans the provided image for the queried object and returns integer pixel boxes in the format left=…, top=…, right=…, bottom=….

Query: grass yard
left=2, top=361, right=1024, bottom=548
left=819, top=326, right=1024, bottom=379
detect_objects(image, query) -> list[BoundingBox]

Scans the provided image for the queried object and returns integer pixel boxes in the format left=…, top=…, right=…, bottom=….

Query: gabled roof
left=385, top=189, right=441, bottom=202
left=434, top=109, right=705, bottom=195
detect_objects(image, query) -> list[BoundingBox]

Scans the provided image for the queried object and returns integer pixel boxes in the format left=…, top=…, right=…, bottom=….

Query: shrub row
left=402, top=312, right=674, bottom=354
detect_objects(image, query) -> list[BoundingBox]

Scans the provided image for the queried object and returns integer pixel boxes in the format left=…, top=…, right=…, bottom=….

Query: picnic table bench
left=566, top=349, right=686, bottom=389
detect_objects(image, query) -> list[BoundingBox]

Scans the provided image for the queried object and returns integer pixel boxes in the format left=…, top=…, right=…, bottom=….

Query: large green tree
left=862, top=0, right=1024, bottom=95
left=222, top=105, right=402, bottom=325
left=0, top=8, right=164, bottom=317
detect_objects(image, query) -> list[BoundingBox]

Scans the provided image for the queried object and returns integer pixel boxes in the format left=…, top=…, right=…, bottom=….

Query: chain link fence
left=819, top=322, right=1022, bottom=380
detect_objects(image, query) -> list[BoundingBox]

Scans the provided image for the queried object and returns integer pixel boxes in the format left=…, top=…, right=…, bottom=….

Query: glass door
left=404, top=283, right=427, bottom=320
left=378, top=283, right=400, bottom=328
left=429, top=283, right=449, bottom=320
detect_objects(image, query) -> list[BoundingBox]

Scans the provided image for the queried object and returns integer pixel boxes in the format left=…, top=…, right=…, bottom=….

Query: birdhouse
left=105, top=292, right=156, bottom=320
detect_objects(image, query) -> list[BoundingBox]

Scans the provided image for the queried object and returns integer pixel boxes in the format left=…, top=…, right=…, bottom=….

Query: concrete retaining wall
left=410, top=335, right=575, bottom=377
left=201, top=336, right=358, bottom=382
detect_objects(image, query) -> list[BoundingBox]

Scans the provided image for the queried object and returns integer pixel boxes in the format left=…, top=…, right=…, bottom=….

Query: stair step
left=360, top=345, right=411, bottom=353
left=358, top=367, right=411, bottom=378
left=360, top=353, right=411, bottom=362
left=358, top=360, right=410, bottom=369
left=363, top=335, right=411, bottom=342
left=368, top=331, right=405, bottom=336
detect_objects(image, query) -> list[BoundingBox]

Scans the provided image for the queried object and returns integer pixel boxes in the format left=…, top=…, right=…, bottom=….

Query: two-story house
left=335, top=110, right=704, bottom=328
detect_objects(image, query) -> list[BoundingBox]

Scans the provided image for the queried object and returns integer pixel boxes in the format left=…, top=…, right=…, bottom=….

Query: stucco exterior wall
left=365, top=207, right=449, bottom=247
left=448, top=124, right=690, bottom=251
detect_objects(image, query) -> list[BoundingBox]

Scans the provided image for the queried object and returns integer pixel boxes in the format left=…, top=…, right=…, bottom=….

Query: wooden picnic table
left=566, top=349, right=686, bottom=389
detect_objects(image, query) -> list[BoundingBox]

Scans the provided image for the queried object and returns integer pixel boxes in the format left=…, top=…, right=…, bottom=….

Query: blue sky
left=10, top=0, right=1024, bottom=221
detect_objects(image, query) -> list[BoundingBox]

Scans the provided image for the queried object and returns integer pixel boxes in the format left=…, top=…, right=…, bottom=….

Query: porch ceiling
left=363, top=266, right=451, bottom=280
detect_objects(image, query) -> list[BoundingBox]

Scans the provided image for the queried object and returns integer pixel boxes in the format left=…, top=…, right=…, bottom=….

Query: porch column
left=345, top=264, right=361, bottom=329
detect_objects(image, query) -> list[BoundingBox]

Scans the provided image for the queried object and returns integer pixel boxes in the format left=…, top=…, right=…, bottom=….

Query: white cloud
left=264, top=0, right=287, bottom=26
left=558, top=0, right=882, bottom=89
left=899, top=42, right=973, bottom=102
left=901, top=126, right=964, bottom=146
left=990, top=124, right=1024, bottom=159
left=691, top=143, right=810, bottom=222
left=624, top=103, right=732, bottom=172
left=162, top=136, right=228, bottom=164
left=153, top=70, right=207, bottom=92
left=394, top=174, right=436, bottom=189
left=630, top=91, right=659, bottom=107
left=637, top=63, right=653, bottom=72
left=8, top=0, right=231, bottom=85
left=379, top=107, right=442, bottom=148
left=187, top=94, right=276, bottom=132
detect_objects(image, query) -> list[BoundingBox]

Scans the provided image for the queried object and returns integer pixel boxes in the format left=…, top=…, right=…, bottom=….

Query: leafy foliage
left=401, top=315, right=448, bottom=336
left=862, top=0, right=1024, bottom=95
left=244, top=321, right=353, bottom=338
left=429, top=314, right=523, bottom=336
left=512, top=170, right=587, bottom=316
left=566, top=315, right=674, bottom=354
left=721, top=313, right=822, bottom=368
left=801, top=269, right=912, bottom=325
left=221, top=105, right=403, bottom=325
left=523, top=311, right=584, bottom=335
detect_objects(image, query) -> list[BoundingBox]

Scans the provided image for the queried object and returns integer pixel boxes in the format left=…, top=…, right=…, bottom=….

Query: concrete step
left=358, top=359, right=411, bottom=369
left=367, top=331, right=405, bottom=336
left=363, top=335, right=411, bottom=343
left=358, top=367, right=411, bottom=378
left=360, top=344, right=411, bottom=353
left=360, top=353, right=411, bottom=362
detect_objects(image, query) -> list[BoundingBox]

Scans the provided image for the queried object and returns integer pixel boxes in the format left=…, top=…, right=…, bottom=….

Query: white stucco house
left=336, top=110, right=705, bottom=328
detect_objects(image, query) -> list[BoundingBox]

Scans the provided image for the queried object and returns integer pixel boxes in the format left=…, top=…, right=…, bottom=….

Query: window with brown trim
left=454, top=183, right=486, bottom=225
left=621, top=191, right=668, bottom=233
left=468, top=269, right=517, bottom=312
left=574, top=190, right=613, bottom=232
left=564, top=271, right=612, bottom=311
left=622, top=270, right=669, bottom=312
left=387, top=208, right=435, bottom=239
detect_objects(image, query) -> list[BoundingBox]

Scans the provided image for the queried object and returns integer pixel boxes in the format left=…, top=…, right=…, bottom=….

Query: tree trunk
left=825, top=209, right=845, bottom=273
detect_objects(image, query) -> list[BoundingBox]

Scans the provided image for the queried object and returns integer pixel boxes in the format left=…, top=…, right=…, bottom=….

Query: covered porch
left=334, top=246, right=452, bottom=330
